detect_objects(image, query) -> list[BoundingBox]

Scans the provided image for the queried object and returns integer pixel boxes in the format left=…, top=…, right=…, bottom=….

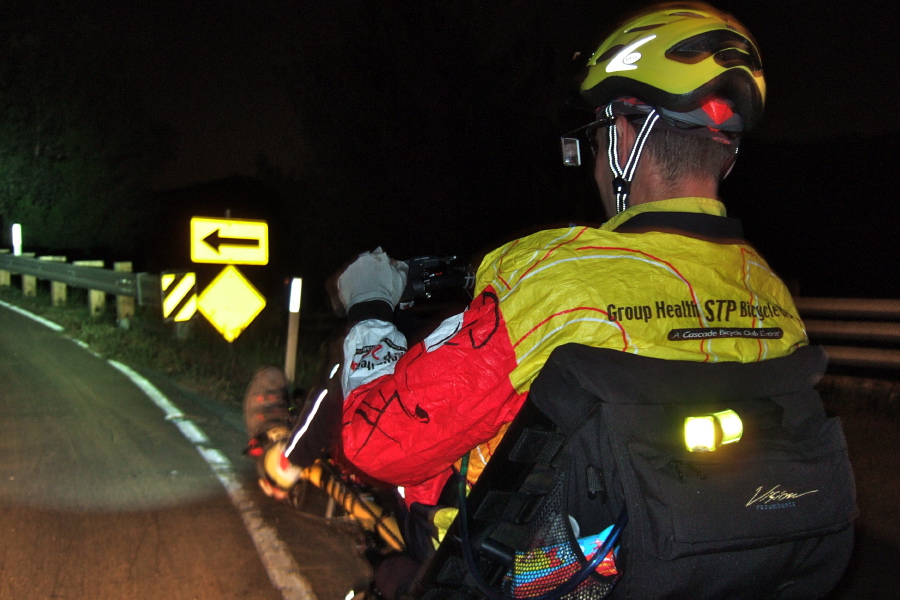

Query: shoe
left=243, top=366, right=293, bottom=440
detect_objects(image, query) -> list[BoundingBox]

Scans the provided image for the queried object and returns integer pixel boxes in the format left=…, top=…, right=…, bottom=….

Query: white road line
left=111, top=360, right=318, bottom=600
left=0, top=301, right=317, bottom=600
left=0, top=299, right=65, bottom=331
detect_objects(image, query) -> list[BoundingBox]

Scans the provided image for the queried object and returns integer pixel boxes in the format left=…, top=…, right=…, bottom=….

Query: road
left=0, top=304, right=369, bottom=600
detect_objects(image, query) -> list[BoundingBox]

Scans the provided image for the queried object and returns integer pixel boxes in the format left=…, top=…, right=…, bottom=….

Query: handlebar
left=401, top=255, right=475, bottom=303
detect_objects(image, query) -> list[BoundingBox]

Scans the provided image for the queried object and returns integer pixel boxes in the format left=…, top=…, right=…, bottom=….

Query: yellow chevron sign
left=161, top=272, right=197, bottom=322
left=190, top=217, right=269, bottom=265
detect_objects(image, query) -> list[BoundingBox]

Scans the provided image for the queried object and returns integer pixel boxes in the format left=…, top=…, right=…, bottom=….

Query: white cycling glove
left=337, top=247, right=409, bottom=312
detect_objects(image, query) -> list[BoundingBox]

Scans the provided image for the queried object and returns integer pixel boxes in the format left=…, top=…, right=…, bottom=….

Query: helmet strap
left=721, top=141, right=740, bottom=180
left=604, top=103, right=660, bottom=214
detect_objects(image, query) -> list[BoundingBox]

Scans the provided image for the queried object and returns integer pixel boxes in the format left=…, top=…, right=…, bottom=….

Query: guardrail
left=0, top=252, right=896, bottom=371
left=0, top=251, right=160, bottom=326
left=0, top=254, right=160, bottom=304
left=796, top=298, right=900, bottom=371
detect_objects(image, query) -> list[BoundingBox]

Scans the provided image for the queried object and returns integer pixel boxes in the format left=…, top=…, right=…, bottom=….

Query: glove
left=261, top=439, right=304, bottom=496
left=337, top=247, right=409, bottom=312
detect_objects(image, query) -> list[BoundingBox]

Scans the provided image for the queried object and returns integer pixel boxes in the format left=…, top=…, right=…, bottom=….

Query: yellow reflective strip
left=174, top=295, right=197, bottom=322
left=162, top=287, right=178, bottom=318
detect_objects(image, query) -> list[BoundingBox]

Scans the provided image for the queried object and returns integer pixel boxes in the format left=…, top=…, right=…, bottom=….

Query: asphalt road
left=0, top=304, right=368, bottom=600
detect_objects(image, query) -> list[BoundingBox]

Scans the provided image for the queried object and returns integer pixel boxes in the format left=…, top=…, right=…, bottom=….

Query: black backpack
left=413, top=344, right=857, bottom=600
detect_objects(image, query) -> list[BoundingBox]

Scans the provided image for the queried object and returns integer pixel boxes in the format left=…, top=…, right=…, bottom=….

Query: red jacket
left=340, top=199, right=807, bottom=505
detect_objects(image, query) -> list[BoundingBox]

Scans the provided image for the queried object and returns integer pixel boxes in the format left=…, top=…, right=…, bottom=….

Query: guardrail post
left=40, top=256, right=68, bottom=306
left=20, top=252, right=37, bottom=296
left=174, top=320, right=194, bottom=341
left=0, top=249, right=9, bottom=286
left=73, top=260, right=106, bottom=316
left=115, top=261, right=134, bottom=328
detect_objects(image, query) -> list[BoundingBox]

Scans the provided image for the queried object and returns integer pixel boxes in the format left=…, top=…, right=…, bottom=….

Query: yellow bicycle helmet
left=561, top=3, right=765, bottom=214
left=581, top=2, right=765, bottom=132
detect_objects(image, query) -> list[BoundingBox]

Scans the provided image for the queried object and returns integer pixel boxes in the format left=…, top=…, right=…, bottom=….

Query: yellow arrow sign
left=190, top=217, right=269, bottom=265
left=197, top=266, right=266, bottom=342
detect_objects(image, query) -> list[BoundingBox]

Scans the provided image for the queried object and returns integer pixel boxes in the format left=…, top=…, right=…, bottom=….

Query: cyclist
left=246, top=0, right=807, bottom=573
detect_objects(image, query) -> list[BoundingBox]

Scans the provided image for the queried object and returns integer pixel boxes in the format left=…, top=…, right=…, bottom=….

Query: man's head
left=569, top=2, right=765, bottom=216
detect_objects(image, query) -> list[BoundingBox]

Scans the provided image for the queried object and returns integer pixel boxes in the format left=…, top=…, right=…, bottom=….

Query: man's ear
left=614, top=115, right=637, bottom=165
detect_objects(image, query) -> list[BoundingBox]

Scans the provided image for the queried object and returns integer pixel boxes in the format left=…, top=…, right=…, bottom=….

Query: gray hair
left=644, top=127, right=736, bottom=191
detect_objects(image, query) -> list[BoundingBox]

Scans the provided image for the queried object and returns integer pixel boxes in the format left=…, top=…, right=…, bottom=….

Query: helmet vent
left=666, top=30, right=762, bottom=73
left=715, top=48, right=757, bottom=71
left=593, top=44, right=626, bottom=64
left=624, top=24, right=664, bottom=33
left=667, top=11, right=706, bottom=18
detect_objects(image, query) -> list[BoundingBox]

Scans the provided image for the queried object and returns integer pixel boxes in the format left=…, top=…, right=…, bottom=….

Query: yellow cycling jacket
left=341, top=197, right=808, bottom=506
left=477, top=197, right=808, bottom=394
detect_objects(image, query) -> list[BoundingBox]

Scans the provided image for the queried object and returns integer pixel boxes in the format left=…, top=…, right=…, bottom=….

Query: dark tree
left=0, top=5, right=174, bottom=256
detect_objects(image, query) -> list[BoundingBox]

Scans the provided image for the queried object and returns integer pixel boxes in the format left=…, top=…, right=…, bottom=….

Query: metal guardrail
left=795, top=298, right=900, bottom=320
left=796, top=298, right=900, bottom=370
left=0, top=253, right=160, bottom=306
left=0, top=251, right=895, bottom=370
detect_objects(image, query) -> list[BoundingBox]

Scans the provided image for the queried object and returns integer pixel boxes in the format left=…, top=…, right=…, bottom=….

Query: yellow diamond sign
left=197, top=266, right=266, bottom=342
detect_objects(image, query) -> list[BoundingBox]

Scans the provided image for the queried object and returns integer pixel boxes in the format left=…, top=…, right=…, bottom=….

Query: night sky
left=98, top=0, right=900, bottom=187
left=7, top=0, right=900, bottom=298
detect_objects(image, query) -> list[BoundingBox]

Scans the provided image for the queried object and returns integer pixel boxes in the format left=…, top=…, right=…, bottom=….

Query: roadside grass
left=0, top=283, right=331, bottom=406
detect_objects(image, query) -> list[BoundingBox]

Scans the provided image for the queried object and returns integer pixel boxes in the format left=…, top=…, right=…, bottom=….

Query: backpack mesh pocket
left=504, top=473, right=618, bottom=599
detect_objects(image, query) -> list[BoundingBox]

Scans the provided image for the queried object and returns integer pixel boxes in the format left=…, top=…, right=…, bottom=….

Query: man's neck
left=629, top=179, right=719, bottom=206
left=629, top=171, right=719, bottom=206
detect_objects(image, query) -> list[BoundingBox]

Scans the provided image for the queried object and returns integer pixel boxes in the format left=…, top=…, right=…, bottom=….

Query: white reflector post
left=284, top=278, right=303, bottom=383
left=12, top=223, right=22, bottom=256
left=684, top=416, right=717, bottom=452
left=289, top=278, right=303, bottom=313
